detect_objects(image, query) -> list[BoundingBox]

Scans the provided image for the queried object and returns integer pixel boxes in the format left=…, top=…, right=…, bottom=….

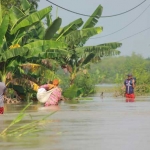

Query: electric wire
left=45, top=0, right=150, bottom=43
left=46, top=0, right=146, bottom=18
left=90, top=3, right=150, bottom=39
left=117, top=26, right=150, bottom=42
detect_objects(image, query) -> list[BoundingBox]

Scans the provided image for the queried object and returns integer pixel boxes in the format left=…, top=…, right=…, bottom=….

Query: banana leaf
left=44, top=17, right=62, bottom=40
left=97, top=42, right=122, bottom=49
left=34, top=22, right=46, bottom=39
left=75, top=45, right=120, bottom=57
left=20, top=0, right=31, bottom=11
left=81, top=53, right=95, bottom=66
left=0, top=2, right=2, bottom=24
left=46, top=14, right=52, bottom=27
left=5, top=59, right=20, bottom=70
left=23, top=40, right=67, bottom=58
left=56, top=18, right=84, bottom=39
left=59, top=27, right=103, bottom=46
left=11, top=22, right=45, bottom=45
left=0, top=15, right=9, bottom=46
left=11, top=6, right=52, bottom=34
left=9, top=6, right=25, bottom=28
left=23, top=40, right=67, bottom=51
left=83, top=5, right=103, bottom=29
left=63, top=84, right=79, bottom=99
left=0, top=47, right=29, bottom=62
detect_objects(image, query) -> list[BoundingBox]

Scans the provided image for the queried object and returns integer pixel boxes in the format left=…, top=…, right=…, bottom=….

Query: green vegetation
left=0, top=103, right=56, bottom=137
left=88, top=53, right=150, bottom=95
left=1, top=0, right=39, bottom=14
left=0, top=0, right=122, bottom=101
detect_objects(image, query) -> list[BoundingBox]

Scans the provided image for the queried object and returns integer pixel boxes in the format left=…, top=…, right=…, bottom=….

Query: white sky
left=38, top=0, right=150, bottom=58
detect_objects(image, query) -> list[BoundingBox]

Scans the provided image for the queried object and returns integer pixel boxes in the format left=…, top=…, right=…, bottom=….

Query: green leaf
left=0, top=47, right=29, bottom=62
left=83, top=5, right=103, bottom=29
left=24, top=40, right=67, bottom=51
left=6, top=59, right=19, bottom=70
left=46, top=14, right=52, bottom=27
left=57, top=18, right=84, bottom=38
left=0, top=2, right=2, bottom=24
left=63, top=84, right=79, bottom=99
left=34, top=22, right=46, bottom=39
left=98, top=42, right=122, bottom=49
left=20, top=0, right=31, bottom=11
left=9, top=6, right=25, bottom=28
left=0, top=15, right=9, bottom=46
left=75, top=45, right=120, bottom=57
left=44, top=17, right=62, bottom=40
left=23, top=40, right=67, bottom=58
left=11, top=6, right=52, bottom=34
left=59, top=27, right=103, bottom=46
left=81, top=53, right=95, bottom=66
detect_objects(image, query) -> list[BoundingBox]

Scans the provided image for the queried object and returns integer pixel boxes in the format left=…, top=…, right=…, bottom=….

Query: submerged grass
left=0, top=103, right=56, bottom=137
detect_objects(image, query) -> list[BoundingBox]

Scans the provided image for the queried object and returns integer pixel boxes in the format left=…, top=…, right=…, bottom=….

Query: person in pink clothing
left=45, top=79, right=62, bottom=106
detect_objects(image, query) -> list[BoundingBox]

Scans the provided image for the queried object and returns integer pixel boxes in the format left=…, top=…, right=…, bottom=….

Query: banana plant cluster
left=52, top=5, right=122, bottom=84
left=0, top=0, right=122, bottom=100
left=0, top=0, right=67, bottom=100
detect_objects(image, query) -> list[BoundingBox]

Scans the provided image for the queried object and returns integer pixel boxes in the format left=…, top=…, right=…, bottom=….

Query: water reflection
left=126, top=98, right=135, bottom=102
left=38, top=105, right=60, bottom=111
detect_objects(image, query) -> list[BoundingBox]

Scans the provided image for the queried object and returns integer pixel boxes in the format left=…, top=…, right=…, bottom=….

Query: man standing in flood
left=122, top=74, right=135, bottom=102
left=0, top=82, right=6, bottom=114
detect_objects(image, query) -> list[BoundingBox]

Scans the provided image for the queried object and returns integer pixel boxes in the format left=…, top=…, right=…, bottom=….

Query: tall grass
left=0, top=103, right=56, bottom=137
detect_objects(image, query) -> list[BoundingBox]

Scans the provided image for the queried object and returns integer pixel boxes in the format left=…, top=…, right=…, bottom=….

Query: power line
left=46, top=0, right=146, bottom=18
left=90, top=3, right=150, bottom=39
left=117, top=26, right=150, bottom=42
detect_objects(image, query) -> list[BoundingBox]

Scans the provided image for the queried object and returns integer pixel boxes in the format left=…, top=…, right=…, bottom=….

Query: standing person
left=0, top=82, right=6, bottom=114
left=45, top=79, right=62, bottom=106
left=122, top=74, right=135, bottom=102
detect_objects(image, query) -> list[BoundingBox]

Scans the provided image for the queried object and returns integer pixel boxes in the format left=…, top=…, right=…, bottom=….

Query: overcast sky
left=38, top=0, right=150, bottom=58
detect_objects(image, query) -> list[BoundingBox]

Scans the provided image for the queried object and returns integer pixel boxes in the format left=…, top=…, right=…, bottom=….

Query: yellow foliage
left=21, top=63, right=41, bottom=72
left=9, top=44, right=20, bottom=49
left=71, top=73, right=76, bottom=80
left=30, top=64, right=40, bottom=72
left=32, top=83, right=39, bottom=91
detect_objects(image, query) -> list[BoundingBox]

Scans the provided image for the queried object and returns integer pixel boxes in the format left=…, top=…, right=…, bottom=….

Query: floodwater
left=1, top=94, right=150, bottom=150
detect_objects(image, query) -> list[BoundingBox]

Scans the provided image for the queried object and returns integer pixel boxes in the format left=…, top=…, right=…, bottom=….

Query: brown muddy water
left=1, top=95, right=150, bottom=150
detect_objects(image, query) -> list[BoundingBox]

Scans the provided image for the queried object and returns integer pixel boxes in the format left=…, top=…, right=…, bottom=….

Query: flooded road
left=1, top=96, right=150, bottom=150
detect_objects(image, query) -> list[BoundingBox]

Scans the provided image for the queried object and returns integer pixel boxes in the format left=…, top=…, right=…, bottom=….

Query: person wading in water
left=122, top=74, right=135, bottom=102
left=0, top=82, right=6, bottom=114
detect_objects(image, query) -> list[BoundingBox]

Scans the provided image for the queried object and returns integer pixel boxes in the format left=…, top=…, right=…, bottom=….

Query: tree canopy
left=1, top=0, right=40, bottom=14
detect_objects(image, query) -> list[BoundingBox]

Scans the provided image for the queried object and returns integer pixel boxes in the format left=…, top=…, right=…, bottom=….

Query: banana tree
left=1, top=0, right=39, bottom=14
left=0, top=1, right=67, bottom=84
left=53, top=5, right=122, bottom=85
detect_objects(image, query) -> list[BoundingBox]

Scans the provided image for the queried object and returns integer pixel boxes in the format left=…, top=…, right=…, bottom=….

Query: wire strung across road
left=46, top=0, right=146, bottom=18
left=90, top=3, right=150, bottom=39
